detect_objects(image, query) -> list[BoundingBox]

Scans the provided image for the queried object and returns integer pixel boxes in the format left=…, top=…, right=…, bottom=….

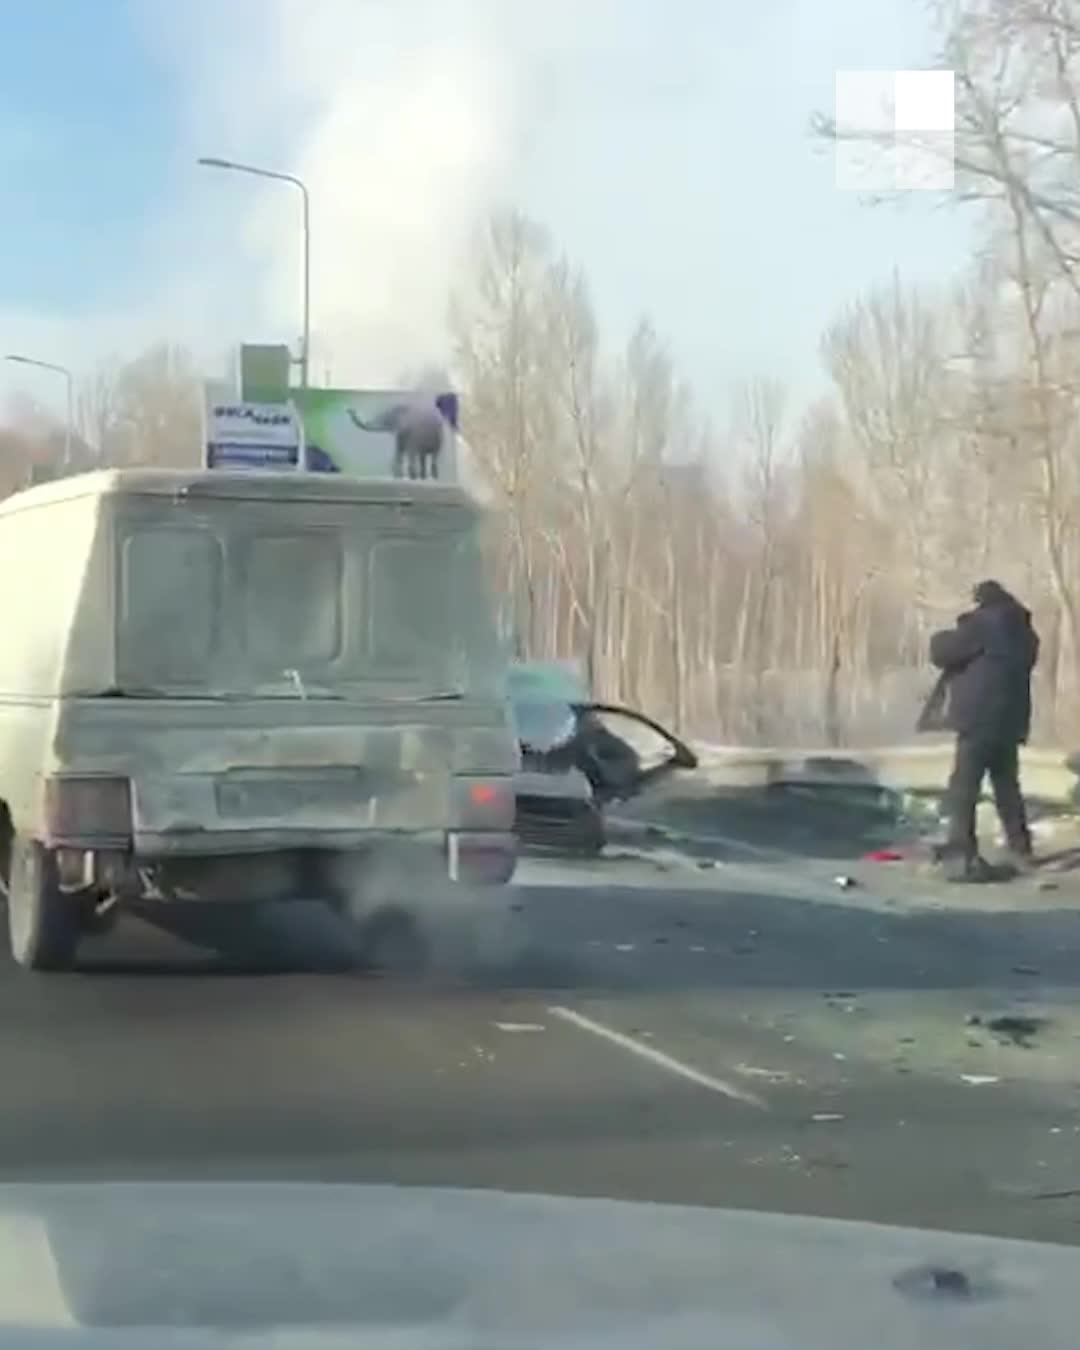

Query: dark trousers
left=945, top=735, right=1031, bottom=860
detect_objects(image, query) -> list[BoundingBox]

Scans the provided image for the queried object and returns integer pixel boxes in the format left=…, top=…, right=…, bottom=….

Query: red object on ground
left=863, top=848, right=905, bottom=862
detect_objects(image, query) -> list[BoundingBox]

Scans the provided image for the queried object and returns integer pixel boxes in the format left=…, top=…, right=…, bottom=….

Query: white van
left=0, top=469, right=518, bottom=970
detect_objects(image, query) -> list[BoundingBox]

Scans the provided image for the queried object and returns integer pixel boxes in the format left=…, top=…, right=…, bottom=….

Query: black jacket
left=928, top=591, right=1039, bottom=743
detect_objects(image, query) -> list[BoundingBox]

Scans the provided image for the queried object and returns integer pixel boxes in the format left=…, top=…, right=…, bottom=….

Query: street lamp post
left=197, top=156, right=311, bottom=388
left=5, top=353, right=73, bottom=470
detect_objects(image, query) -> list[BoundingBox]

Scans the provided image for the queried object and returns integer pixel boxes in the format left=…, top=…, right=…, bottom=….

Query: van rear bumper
left=132, top=827, right=449, bottom=858
left=55, top=828, right=517, bottom=904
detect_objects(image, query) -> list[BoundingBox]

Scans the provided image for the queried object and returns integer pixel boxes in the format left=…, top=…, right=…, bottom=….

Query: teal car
left=507, top=662, right=697, bottom=855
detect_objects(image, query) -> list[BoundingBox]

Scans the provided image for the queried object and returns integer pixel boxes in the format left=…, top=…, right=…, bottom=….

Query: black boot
left=943, top=853, right=1004, bottom=884
left=1001, top=844, right=1035, bottom=875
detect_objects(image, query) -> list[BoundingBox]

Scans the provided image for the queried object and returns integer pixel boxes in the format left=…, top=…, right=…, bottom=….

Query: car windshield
left=510, top=698, right=577, bottom=751
left=506, top=663, right=588, bottom=703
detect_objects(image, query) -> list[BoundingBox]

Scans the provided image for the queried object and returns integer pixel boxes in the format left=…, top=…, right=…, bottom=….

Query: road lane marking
left=548, top=1006, right=767, bottom=1109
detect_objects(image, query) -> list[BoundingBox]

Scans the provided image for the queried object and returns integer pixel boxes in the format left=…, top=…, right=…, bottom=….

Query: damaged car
left=507, top=661, right=698, bottom=854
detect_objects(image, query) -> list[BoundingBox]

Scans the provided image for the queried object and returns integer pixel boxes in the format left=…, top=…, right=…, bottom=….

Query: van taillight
left=453, top=776, right=514, bottom=830
left=43, top=777, right=132, bottom=842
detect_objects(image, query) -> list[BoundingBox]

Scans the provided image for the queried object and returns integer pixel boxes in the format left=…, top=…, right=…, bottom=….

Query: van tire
left=6, top=837, right=80, bottom=971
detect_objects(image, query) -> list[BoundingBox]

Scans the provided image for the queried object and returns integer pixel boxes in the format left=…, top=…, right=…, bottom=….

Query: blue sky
left=0, top=2, right=180, bottom=312
left=0, top=0, right=976, bottom=428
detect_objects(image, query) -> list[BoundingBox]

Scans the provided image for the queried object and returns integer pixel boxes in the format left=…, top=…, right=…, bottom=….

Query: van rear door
left=53, top=490, right=515, bottom=852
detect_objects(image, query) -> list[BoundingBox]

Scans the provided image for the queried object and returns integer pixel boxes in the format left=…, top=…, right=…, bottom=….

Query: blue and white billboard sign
left=203, top=393, right=305, bottom=471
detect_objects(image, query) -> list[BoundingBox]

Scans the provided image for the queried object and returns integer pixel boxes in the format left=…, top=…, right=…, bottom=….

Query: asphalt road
left=1, top=845, right=1078, bottom=1246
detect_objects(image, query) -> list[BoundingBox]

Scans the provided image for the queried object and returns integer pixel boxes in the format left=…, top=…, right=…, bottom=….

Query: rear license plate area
left=215, top=769, right=370, bottom=820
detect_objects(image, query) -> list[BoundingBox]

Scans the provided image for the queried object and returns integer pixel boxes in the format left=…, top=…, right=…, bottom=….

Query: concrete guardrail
left=691, top=740, right=1079, bottom=803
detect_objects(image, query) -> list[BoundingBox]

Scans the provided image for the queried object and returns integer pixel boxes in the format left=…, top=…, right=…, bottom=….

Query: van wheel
left=6, top=837, right=80, bottom=971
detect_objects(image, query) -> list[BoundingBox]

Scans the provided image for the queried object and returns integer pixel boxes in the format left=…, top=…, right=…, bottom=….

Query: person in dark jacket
left=928, top=580, right=1040, bottom=881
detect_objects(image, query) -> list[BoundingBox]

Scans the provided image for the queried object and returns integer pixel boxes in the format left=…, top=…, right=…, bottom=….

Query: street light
left=5, top=353, right=73, bottom=470
left=198, top=155, right=311, bottom=388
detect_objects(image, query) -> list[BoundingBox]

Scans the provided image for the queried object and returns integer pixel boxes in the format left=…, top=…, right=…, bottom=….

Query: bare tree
left=448, top=178, right=1080, bottom=744
left=0, top=392, right=75, bottom=485
left=106, top=344, right=201, bottom=468
left=449, top=210, right=557, bottom=655
left=543, top=257, right=613, bottom=692
left=76, top=361, right=121, bottom=466
left=0, top=426, right=37, bottom=497
left=935, top=1, right=1080, bottom=714
left=730, top=377, right=791, bottom=740
left=607, top=319, right=674, bottom=704
left=821, top=278, right=953, bottom=641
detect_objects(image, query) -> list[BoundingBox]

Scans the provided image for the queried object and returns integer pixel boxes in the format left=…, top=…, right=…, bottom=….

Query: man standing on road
left=928, top=580, right=1040, bottom=882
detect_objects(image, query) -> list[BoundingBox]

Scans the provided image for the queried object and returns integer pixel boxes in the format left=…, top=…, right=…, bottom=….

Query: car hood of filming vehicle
left=0, top=1182, right=1071, bottom=1348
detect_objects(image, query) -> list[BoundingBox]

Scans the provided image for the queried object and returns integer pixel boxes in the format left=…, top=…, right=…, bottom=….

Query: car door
left=568, top=703, right=697, bottom=806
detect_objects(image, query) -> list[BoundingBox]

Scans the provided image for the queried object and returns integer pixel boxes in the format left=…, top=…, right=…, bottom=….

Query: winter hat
left=973, top=579, right=1013, bottom=607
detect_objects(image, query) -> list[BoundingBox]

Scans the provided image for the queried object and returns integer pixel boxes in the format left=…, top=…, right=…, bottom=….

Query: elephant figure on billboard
left=347, top=396, right=446, bottom=480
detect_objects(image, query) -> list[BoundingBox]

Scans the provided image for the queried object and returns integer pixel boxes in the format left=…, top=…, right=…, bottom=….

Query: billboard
left=240, top=344, right=292, bottom=403
left=291, top=388, right=459, bottom=478
left=202, top=355, right=470, bottom=486
left=203, top=393, right=304, bottom=470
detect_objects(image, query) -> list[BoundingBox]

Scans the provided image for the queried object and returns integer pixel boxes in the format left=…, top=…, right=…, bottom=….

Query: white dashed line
left=548, top=1006, right=767, bottom=1109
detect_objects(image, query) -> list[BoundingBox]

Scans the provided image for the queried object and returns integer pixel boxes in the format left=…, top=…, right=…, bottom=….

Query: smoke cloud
left=2, top=0, right=617, bottom=411
left=149, top=0, right=553, bottom=386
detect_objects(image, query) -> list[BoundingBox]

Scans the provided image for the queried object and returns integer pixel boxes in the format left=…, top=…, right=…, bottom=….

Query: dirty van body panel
left=92, top=480, right=512, bottom=887
left=51, top=697, right=517, bottom=853
left=0, top=473, right=516, bottom=949
left=0, top=489, right=110, bottom=839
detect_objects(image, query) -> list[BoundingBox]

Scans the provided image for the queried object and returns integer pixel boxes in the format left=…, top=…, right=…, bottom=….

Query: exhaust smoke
left=327, top=844, right=525, bottom=981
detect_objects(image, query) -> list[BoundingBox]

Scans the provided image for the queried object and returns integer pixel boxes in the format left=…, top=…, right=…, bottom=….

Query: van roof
left=0, top=468, right=479, bottom=516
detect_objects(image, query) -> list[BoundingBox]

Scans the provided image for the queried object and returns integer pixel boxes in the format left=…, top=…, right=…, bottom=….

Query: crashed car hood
left=0, top=1182, right=1072, bottom=1347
